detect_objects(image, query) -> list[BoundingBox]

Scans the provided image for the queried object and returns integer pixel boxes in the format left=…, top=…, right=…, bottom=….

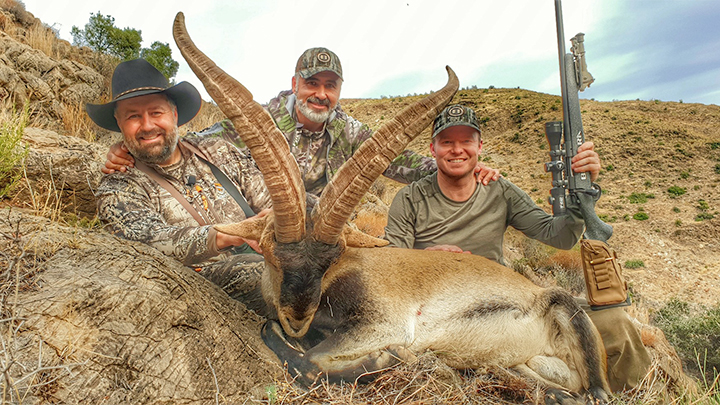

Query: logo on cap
left=317, top=52, right=331, bottom=64
left=447, top=106, right=465, bottom=117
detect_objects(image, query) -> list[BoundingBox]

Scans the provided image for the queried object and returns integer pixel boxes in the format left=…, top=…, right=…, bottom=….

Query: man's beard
left=296, top=96, right=333, bottom=124
left=125, top=125, right=179, bottom=165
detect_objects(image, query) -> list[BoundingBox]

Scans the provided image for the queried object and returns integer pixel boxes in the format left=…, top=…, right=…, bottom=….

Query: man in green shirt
left=385, top=105, right=651, bottom=392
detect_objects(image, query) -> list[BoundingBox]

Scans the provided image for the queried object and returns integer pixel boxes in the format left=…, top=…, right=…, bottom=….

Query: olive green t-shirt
left=384, top=173, right=584, bottom=265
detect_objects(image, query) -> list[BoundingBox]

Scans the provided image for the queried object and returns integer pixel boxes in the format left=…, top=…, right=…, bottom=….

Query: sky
left=20, top=0, right=720, bottom=106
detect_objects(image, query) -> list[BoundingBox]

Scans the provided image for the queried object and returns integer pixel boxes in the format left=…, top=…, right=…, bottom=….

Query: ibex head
left=173, top=12, right=458, bottom=337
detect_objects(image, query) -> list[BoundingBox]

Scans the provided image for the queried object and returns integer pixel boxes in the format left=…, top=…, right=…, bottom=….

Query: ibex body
left=173, top=12, right=609, bottom=404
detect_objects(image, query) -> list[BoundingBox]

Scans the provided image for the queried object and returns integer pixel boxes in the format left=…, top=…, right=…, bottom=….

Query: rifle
left=544, top=0, right=612, bottom=243
left=545, top=0, right=629, bottom=309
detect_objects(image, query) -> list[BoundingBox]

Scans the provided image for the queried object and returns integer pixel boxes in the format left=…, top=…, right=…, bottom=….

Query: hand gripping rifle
left=545, top=0, right=628, bottom=308
left=544, top=0, right=612, bottom=243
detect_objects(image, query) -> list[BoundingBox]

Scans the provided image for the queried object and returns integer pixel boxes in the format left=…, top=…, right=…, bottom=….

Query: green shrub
left=627, top=192, right=655, bottom=204
left=698, top=200, right=710, bottom=211
left=715, top=164, right=720, bottom=174
left=696, top=212, right=715, bottom=221
left=624, top=260, right=645, bottom=269
left=633, top=212, right=649, bottom=221
left=652, top=299, right=720, bottom=378
left=680, top=170, right=690, bottom=179
left=668, top=186, right=687, bottom=197
left=0, top=104, right=29, bottom=199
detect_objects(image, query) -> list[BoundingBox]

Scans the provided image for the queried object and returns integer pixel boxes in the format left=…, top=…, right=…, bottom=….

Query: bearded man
left=91, top=59, right=271, bottom=313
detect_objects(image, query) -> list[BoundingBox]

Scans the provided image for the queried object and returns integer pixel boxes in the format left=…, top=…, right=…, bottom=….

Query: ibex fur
left=173, top=12, right=609, bottom=404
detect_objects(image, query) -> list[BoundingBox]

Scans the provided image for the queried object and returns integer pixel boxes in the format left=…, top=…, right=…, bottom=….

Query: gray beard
left=296, top=98, right=332, bottom=124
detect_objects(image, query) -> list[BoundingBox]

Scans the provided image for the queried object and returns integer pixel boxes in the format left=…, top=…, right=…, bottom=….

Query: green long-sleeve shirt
left=385, top=174, right=585, bottom=265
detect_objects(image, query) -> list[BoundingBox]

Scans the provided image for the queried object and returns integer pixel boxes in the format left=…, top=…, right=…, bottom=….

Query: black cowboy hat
left=86, top=59, right=202, bottom=132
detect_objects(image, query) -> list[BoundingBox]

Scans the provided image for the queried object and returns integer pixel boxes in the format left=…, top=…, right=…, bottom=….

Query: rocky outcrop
left=1, top=211, right=280, bottom=404
left=17, top=127, right=106, bottom=217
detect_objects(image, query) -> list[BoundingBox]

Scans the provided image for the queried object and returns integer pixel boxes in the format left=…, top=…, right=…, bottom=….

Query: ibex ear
left=214, top=215, right=266, bottom=241
left=342, top=224, right=389, bottom=248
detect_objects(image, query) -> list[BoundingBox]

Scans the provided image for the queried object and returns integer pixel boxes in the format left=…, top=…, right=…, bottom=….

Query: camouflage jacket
left=196, top=90, right=438, bottom=194
left=96, top=135, right=271, bottom=268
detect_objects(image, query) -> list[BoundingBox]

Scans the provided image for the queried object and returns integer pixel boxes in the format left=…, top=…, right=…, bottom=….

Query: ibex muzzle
left=173, top=12, right=610, bottom=403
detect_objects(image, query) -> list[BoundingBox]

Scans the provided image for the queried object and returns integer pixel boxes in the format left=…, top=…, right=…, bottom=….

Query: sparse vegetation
left=653, top=299, right=720, bottom=379
left=668, top=186, right=687, bottom=197
left=624, top=260, right=645, bottom=268
left=627, top=192, right=655, bottom=204
left=633, top=212, right=649, bottom=221
left=0, top=102, right=29, bottom=199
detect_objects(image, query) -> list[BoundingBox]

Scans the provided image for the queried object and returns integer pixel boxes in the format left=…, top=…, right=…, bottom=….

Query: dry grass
left=268, top=352, right=546, bottom=405
left=62, top=102, right=97, bottom=142
left=25, top=21, right=57, bottom=59
left=184, top=101, right=227, bottom=133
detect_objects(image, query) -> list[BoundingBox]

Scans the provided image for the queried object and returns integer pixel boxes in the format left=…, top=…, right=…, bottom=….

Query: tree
left=71, top=12, right=179, bottom=80
left=140, top=41, right=180, bottom=83
left=71, top=12, right=141, bottom=61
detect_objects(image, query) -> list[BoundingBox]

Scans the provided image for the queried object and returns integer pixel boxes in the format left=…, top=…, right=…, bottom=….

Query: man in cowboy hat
left=385, top=104, right=651, bottom=392
left=101, top=47, right=501, bottom=194
left=91, top=59, right=272, bottom=314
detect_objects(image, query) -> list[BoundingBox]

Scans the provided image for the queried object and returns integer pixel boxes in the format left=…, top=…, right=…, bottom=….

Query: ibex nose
left=281, top=313, right=313, bottom=338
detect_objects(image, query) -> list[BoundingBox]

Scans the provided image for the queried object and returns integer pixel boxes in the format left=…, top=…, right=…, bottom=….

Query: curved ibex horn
left=312, top=66, right=459, bottom=245
left=172, top=12, right=306, bottom=243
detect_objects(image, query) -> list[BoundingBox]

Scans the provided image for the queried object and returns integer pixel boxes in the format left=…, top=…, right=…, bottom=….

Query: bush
left=0, top=103, right=29, bottom=199
left=627, top=192, right=655, bottom=204
left=633, top=212, right=649, bottom=221
left=652, top=299, right=720, bottom=378
left=624, top=260, right=645, bottom=268
left=668, top=186, right=687, bottom=197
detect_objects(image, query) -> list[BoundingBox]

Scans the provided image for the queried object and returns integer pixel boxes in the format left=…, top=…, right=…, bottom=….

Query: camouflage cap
left=295, top=47, right=343, bottom=80
left=432, top=104, right=482, bottom=138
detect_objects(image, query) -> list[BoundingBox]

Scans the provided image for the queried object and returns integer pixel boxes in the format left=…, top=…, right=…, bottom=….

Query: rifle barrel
left=554, top=0, right=571, bottom=134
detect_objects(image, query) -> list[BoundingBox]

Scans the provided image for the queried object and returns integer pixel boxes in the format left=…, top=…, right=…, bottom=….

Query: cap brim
left=432, top=122, right=482, bottom=138
left=298, top=67, right=343, bottom=80
left=86, top=81, right=202, bottom=132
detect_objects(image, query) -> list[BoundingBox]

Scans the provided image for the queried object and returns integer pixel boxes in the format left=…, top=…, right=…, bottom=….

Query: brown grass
left=269, top=352, right=545, bottom=405
left=62, top=102, right=97, bottom=142
left=26, top=21, right=57, bottom=59
left=184, top=101, right=227, bottom=133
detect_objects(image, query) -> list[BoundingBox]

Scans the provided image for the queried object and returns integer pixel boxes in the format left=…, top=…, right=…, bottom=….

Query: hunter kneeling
left=89, top=59, right=271, bottom=315
left=385, top=104, right=652, bottom=392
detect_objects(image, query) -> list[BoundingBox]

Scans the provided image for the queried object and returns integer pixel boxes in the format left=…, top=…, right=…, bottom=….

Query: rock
left=20, top=127, right=105, bottom=217
left=1, top=211, right=280, bottom=404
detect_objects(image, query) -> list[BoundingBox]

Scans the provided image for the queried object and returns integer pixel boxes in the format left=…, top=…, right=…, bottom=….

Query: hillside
left=342, top=91, right=720, bottom=309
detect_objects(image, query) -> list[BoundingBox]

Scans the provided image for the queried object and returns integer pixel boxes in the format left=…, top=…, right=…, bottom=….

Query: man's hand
left=424, top=244, right=471, bottom=254
left=216, top=231, right=262, bottom=254
left=102, top=142, right=135, bottom=174
left=474, top=162, right=502, bottom=185
left=571, top=141, right=601, bottom=182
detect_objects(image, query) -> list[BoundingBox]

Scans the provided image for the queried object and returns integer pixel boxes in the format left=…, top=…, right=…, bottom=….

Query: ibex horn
left=312, top=66, right=459, bottom=245
left=172, top=12, right=306, bottom=243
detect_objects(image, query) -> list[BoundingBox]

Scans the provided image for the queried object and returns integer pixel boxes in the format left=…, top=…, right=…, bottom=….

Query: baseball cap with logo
left=432, top=104, right=482, bottom=139
left=295, top=47, right=343, bottom=80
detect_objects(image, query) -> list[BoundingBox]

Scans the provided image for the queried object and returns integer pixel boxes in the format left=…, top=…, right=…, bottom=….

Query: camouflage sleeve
left=223, top=144, right=273, bottom=213
left=192, top=119, right=248, bottom=150
left=383, top=150, right=437, bottom=184
left=384, top=185, right=417, bottom=249
left=338, top=114, right=437, bottom=184
left=96, top=175, right=219, bottom=266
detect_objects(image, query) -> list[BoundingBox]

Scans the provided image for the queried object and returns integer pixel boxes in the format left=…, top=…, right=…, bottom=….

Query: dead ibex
left=173, top=12, right=610, bottom=404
